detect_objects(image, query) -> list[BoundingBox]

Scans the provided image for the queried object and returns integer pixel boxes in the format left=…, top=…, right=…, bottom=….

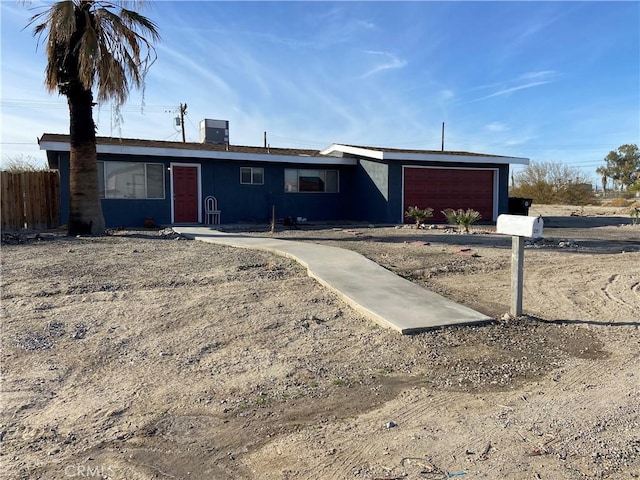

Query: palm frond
left=29, top=0, right=159, bottom=105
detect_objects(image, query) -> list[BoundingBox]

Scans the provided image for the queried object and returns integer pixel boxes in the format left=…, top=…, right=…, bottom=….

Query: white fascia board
left=319, top=143, right=529, bottom=165
left=319, top=144, right=384, bottom=160
left=39, top=141, right=357, bottom=166
left=384, top=151, right=530, bottom=165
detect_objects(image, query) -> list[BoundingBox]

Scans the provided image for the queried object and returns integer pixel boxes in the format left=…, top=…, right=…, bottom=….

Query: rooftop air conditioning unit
left=199, top=119, right=229, bottom=144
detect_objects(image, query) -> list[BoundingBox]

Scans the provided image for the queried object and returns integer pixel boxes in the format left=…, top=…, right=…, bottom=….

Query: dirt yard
left=1, top=205, right=638, bottom=479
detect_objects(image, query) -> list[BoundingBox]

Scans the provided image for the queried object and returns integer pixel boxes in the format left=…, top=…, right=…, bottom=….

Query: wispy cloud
left=510, top=11, right=567, bottom=46
left=467, top=70, right=560, bottom=102
left=519, top=70, right=557, bottom=81
left=485, top=122, right=509, bottom=133
left=360, top=51, right=407, bottom=79
left=155, top=44, right=234, bottom=98
left=439, top=89, right=455, bottom=101
left=482, top=81, right=551, bottom=99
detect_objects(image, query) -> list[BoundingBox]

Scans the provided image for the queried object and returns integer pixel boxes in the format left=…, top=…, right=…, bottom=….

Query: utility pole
left=179, top=103, right=187, bottom=142
left=441, top=122, right=445, bottom=152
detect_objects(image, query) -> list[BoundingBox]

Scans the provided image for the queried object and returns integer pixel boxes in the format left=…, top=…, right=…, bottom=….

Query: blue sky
left=1, top=1, right=638, bottom=183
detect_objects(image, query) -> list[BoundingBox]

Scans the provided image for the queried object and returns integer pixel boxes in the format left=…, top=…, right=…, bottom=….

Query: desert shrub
left=631, top=207, right=640, bottom=225
left=510, top=161, right=598, bottom=205
left=442, top=209, right=457, bottom=226
left=442, top=208, right=481, bottom=233
left=609, top=197, right=631, bottom=207
left=558, top=184, right=600, bottom=206
left=405, top=205, right=434, bottom=227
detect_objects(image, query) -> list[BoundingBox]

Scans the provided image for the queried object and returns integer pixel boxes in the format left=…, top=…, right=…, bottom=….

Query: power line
left=162, top=131, right=181, bottom=141
left=1, top=98, right=177, bottom=113
left=185, top=115, right=200, bottom=142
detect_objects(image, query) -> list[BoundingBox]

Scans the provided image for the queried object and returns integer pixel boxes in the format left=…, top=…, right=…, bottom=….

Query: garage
left=403, top=167, right=497, bottom=223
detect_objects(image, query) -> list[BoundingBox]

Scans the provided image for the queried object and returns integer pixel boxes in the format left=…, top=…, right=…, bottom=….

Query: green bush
left=405, top=205, right=434, bottom=228
left=442, top=208, right=481, bottom=233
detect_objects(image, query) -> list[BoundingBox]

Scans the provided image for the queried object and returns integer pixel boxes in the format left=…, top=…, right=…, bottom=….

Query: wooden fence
left=1, top=171, right=60, bottom=231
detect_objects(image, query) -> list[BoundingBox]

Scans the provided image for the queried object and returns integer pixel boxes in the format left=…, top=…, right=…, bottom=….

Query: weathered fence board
left=1, top=171, right=60, bottom=230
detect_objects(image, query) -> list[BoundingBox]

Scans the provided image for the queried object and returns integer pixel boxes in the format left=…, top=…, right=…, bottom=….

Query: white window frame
left=284, top=169, right=339, bottom=193
left=97, top=161, right=165, bottom=200
left=240, top=167, right=264, bottom=185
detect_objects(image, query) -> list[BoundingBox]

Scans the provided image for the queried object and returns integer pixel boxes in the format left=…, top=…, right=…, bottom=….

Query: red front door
left=172, top=166, right=199, bottom=223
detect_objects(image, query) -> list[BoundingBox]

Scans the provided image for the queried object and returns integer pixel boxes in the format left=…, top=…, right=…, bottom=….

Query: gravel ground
left=1, top=204, right=638, bottom=479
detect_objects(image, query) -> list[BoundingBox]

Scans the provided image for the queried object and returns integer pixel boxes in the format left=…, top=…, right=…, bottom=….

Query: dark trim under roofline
left=39, top=137, right=357, bottom=166
left=38, top=134, right=529, bottom=166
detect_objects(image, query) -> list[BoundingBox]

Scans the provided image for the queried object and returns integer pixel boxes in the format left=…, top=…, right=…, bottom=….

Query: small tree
left=405, top=205, right=434, bottom=228
left=442, top=208, right=481, bottom=233
left=602, top=144, right=639, bottom=191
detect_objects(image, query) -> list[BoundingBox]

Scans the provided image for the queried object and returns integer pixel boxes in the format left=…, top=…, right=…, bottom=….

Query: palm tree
left=29, top=1, right=159, bottom=235
left=595, top=166, right=609, bottom=196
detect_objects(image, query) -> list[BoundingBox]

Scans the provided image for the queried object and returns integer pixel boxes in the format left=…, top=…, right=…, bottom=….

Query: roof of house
left=38, top=134, right=529, bottom=166
left=336, top=144, right=513, bottom=157
left=39, top=133, right=322, bottom=156
left=38, top=133, right=349, bottom=166
left=320, top=144, right=530, bottom=165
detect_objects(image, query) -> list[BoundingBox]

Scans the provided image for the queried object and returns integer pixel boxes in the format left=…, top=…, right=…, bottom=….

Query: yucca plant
left=442, top=208, right=482, bottom=233
left=405, top=205, right=434, bottom=228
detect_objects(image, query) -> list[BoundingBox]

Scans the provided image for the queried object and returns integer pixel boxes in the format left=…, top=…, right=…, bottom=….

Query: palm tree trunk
left=67, top=87, right=105, bottom=236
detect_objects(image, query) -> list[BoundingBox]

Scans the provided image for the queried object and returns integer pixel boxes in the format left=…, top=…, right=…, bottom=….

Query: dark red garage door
left=403, top=167, right=495, bottom=223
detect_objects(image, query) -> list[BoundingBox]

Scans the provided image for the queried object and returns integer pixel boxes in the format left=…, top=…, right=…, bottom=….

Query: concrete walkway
left=174, top=227, right=492, bottom=334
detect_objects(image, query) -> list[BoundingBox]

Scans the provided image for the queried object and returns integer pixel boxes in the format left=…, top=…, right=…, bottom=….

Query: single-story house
left=39, top=122, right=529, bottom=228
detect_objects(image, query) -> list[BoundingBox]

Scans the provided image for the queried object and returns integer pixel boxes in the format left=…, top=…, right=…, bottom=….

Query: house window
left=97, top=161, right=165, bottom=199
left=284, top=169, right=339, bottom=193
left=240, top=167, right=264, bottom=185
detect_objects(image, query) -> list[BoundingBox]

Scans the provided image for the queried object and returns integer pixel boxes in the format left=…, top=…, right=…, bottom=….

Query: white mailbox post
left=496, top=214, right=544, bottom=316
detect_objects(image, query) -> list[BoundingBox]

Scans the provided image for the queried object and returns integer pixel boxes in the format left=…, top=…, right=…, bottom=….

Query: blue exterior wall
left=104, top=153, right=173, bottom=227
left=200, top=159, right=356, bottom=223
left=352, top=159, right=391, bottom=223
left=56, top=152, right=71, bottom=227
left=497, top=165, right=510, bottom=217
left=355, top=159, right=511, bottom=224
left=53, top=150, right=511, bottom=227
left=55, top=152, right=357, bottom=227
